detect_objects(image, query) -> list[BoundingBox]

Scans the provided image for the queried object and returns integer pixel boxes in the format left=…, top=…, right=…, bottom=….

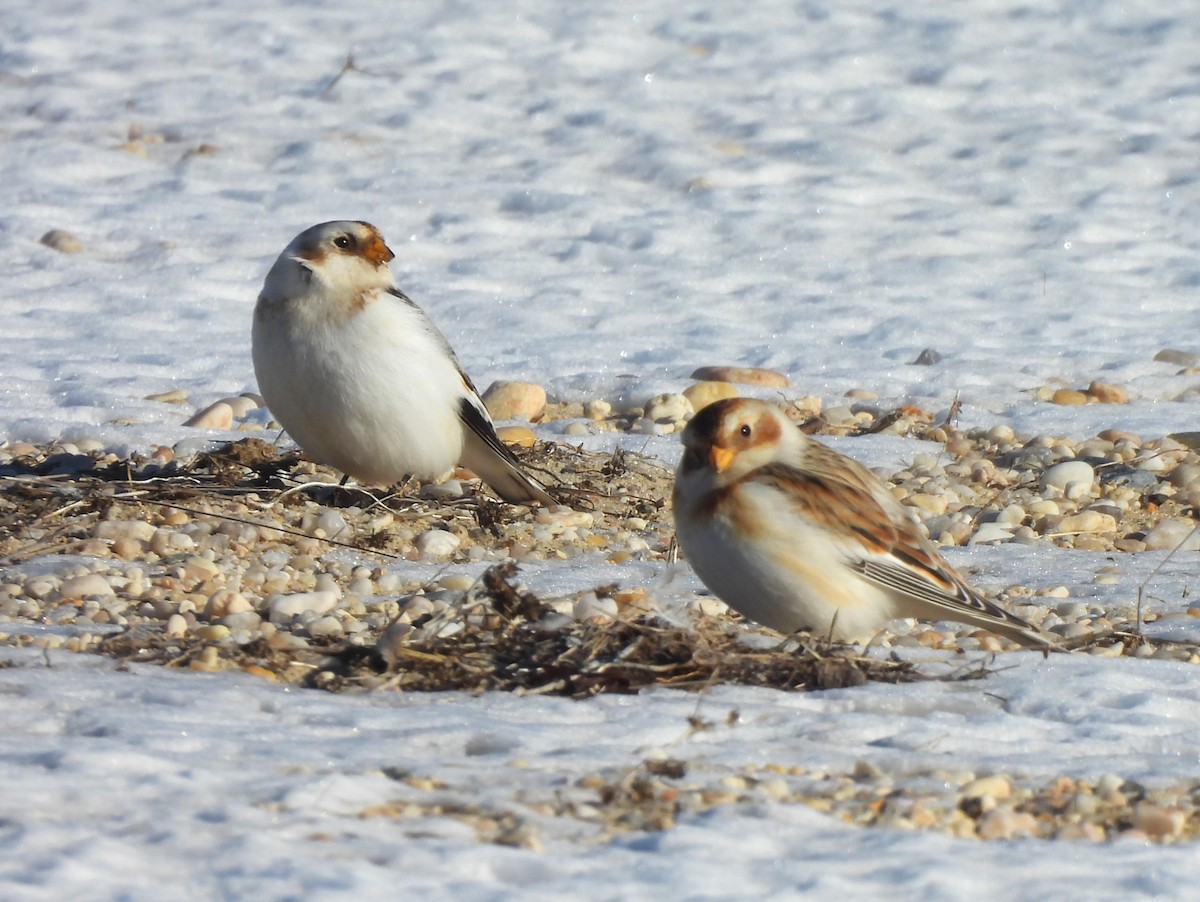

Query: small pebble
left=1050, top=389, right=1089, bottom=406
left=843, top=388, right=878, bottom=401
left=58, top=574, right=115, bottom=600
left=1087, top=381, right=1129, bottom=404
left=1040, top=460, right=1095, bottom=493
left=969, top=523, right=1015, bottom=545
left=307, top=615, right=344, bottom=639
left=496, top=425, right=536, bottom=448
left=220, top=395, right=260, bottom=419
left=630, top=417, right=673, bottom=436
left=583, top=399, right=612, bottom=420
left=1154, top=348, right=1200, bottom=367
left=1053, top=510, right=1116, bottom=535
left=415, top=529, right=461, bottom=559
left=1132, top=802, right=1186, bottom=840
left=314, top=509, right=350, bottom=540
left=220, top=611, right=262, bottom=633
left=422, top=480, right=464, bottom=501
left=643, top=393, right=693, bottom=424
left=269, top=591, right=339, bottom=621
left=1166, top=464, right=1200, bottom=489
left=194, top=624, right=230, bottom=642
left=960, top=775, right=1012, bottom=803
left=183, top=556, right=220, bottom=583
left=976, top=806, right=1038, bottom=840
left=572, top=592, right=618, bottom=622
left=1141, top=519, right=1200, bottom=551
left=40, top=229, right=85, bottom=254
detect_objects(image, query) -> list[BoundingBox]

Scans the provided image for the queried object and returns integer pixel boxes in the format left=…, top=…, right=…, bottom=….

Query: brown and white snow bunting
left=252, top=220, right=555, bottom=505
left=672, top=398, right=1055, bottom=648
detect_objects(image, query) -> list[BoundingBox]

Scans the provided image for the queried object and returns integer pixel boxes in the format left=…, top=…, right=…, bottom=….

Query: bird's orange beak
left=363, top=235, right=395, bottom=266
left=709, top=446, right=735, bottom=473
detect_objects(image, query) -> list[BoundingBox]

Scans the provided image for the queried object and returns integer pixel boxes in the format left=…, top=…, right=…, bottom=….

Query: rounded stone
left=844, top=388, right=878, bottom=401
left=682, top=381, right=738, bottom=413
left=1132, top=802, right=1186, bottom=839
left=307, top=615, right=344, bottom=639
left=40, top=229, right=85, bottom=254
left=572, top=592, right=618, bottom=622
left=194, top=624, right=230, bottom=642
left=422, top=479, right=464, bottom=500
left=1142, top=519, right=1200, bottom=551
left=220, top=610, right=262, bottom=632
left=583, top=399, right=612, bottom=420
left=1040, top=460, right=1095, bottom=493
left=314, top=509, right=349, bottom=539
left=976, top=806, right=1038, bottom=840
left=145, top=389, right=188, bottom=404
left=1133, top=454, right=1168, bottom=473
left=205, top=590, right=252, bottom=618
left=689, top=365, right=791, bottom=388
left=1154, top=348, right=1200, bottom=367
left=969, top=523, right=1014, bottom=545
left=1053, top=510, right=1116, bottom=534
left=183, top=401, right=234, bottom=430
left=960, top=775, right=1012, bottom=802
left=59, top=574, right=115, bottom=599
left=630, top=417, right=674, bottom=435
left=268, top=590, right=339, bottom=621
left=495, top=425, right=536, bottom=448
left=95, top=519, right=157, bottom=542
left=182, top=556, right=220, bottom=583
left=1050, top=389, right=1089, bottom=406
left=220, top=395, right=260, bottom=419
left=1098, top=428, right=1141, bottom=445
left=643, top=392, right=694, bottom=424
left=482, top=381, right=546, bottom=422
left=996, top=504, right=1026, bottom=526
left=1087, top=380, right=1129, bottom=404
left=1167, top=463, right=1200, bottom=489
left=986, top=425, right=1015, bottom=443
left=415, top=529, right=460, bottom=559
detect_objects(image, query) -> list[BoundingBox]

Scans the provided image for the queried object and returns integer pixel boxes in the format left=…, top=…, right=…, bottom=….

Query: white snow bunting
left=252, top=220, right=554, bottom=504
left=672, top=398, right=1054, bottom=648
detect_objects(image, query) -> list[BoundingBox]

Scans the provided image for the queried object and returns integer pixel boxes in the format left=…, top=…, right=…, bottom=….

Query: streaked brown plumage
left=672, top=398, right=1055, bottom=648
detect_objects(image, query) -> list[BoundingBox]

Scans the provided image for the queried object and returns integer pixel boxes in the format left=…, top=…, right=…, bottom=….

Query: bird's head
left=678, top=398, right=801, bottom=485
left=262, top=220, right=397, bottom=313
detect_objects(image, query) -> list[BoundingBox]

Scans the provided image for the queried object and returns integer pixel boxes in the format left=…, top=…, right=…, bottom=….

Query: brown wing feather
left=750, top=449, right=1055, bottom=649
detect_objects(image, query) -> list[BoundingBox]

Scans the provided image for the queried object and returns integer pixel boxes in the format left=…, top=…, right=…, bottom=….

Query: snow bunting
left=252, top=220, right=554, bottom=505
left=672, top=398, right=1054, bottom=648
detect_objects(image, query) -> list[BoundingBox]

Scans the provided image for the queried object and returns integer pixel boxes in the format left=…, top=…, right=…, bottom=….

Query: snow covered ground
left=4, top=0, right=1200, bottom=898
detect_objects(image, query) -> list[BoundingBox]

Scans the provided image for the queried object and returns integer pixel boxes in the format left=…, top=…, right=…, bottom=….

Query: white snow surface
left=4, top=0, right=1200, bottom=898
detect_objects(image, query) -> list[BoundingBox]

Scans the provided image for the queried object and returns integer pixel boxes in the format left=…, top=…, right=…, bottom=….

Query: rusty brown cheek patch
left=743, top=411, right=781, bottom=449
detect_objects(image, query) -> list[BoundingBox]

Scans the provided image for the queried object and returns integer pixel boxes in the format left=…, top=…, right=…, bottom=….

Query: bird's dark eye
left=334, top=235, right=352, bottom=249
left=739, top=425, right=752, bottom=437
